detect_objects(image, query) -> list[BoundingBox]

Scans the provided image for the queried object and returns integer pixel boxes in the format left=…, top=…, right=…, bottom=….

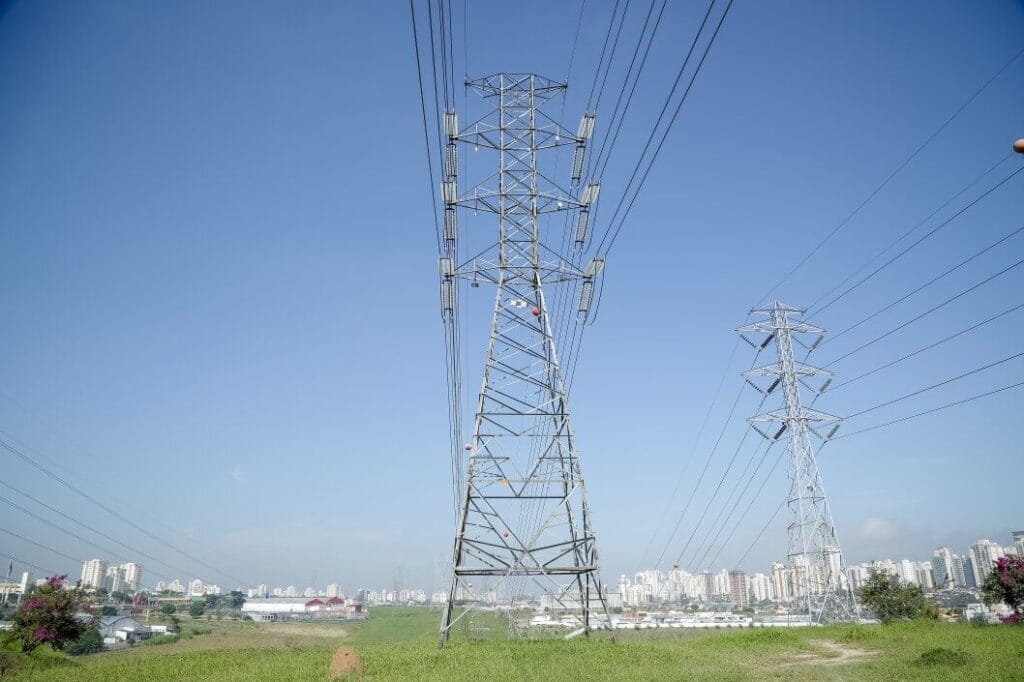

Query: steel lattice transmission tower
left=437, top=73, right=610, bottom=645
left=738, top=301, right=858, bottom=623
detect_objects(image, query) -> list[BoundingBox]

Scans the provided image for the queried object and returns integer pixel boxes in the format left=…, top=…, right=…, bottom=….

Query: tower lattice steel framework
left=739, top=301, right=857, bottom=623
left=437, top=73, right=610, bottom=645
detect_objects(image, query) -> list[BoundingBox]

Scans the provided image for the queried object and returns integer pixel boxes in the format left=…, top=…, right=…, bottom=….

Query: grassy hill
left=8, top=608, right=1024, bottom=680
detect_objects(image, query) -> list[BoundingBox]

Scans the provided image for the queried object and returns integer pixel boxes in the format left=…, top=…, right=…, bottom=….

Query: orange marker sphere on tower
left=531, top=307, right=541, bottom=317
left=1014, top=138, right=1024, bottom=154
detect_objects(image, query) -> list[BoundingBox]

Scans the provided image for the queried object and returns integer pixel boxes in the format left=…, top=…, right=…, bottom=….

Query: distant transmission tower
left=438, top=73, right=610, bottom=645
left=738, top=301, right=857, bottom=623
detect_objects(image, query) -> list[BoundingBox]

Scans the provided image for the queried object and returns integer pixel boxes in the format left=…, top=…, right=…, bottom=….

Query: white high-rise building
left=119, top=562, right=142, bottom=592
left=617, top=575, right=630, bottom=604
left=931, top=548, right=955, bottom=589
left=846, top=564, right=869, bottom=593
left=80, top=559, right=108, bottom=590
left=896, top=559, right=918, bottom=585
left=189, top=579, right=204, bottom=596
left=1012, top=531, right=1024, bottom=557
left=771, top=562, right=790, bottom=601
left=749, top=573, right=772, bottom=602
left=326, top=584, right=342, bottom=599
left=970, top=539, right=1003, bottom=586
left=106, top=565, right=125, bottom=593
left=950, top=555, right=969, bottom=588
left=915, top=562, right=934, bottom=590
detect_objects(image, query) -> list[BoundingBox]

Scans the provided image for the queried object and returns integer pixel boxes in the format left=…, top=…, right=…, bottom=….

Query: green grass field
left=7, top=608, right=1024, bottom=680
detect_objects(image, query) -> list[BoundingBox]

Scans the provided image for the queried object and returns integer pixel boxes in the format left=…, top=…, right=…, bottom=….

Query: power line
left=596, top=0, right=732, bottom=258
left=671, top=420, right=760, bottom=570
left=586, top=0, right=625, bottom=109
left=0, top=551, right=56, bottom=577
left=826, top=222, right=1024, bottom=344
left=805, top=152, right=1013, bottom=313
left=704, top=445, right=785, bottom=572
left=0, top=479, right=186, bottom=580
left=590, top=0, right=668, bottom=183
left=650, top=354, right=760, bottom=572
left=831, top=302, right=1024, bottom=390
left=822, top=256, right=1024, bottom=367
left=590, top=0, right=631, bottom=113
left=0, top=494, right=172, bottom=583
left=0, top=527, right=82, bottom=566
left=846, top=351, right=1024, bottom=419
left=730, top=499, right=785, bottom=570
left=809, top=165, right=1024, bottom=318
left=834, top=380, right=1024, bottom=441
left=633, top=335, right=741, bottom=572
left=754, top=45, right=1024, bottom=305
left=0, top=436, right=247, bottom=586
left=686, top=438, right=775, bottom=571
left=409, top=0, right=443, bottom=252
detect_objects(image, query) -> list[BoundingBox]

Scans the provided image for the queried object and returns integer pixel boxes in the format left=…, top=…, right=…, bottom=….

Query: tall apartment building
left=728, top=570, right=748, bottom=608
left=106, top=565, right=125, bottom=593
left=931, top=547, right=955, bottom=588
left=1011, top=531, right=1023, bottom=557
left=120, top=562, right=142, bottom=592
left=748, top=573, right=772, bottom=602
left=846, top=564, right=869, bottom=592
left=80, top=559, right=108, bottom=590
left=896, top=559, right=918, bottom=585
left=771, top=562, right=790, bottom=601
left=915, top=562, right=935, bottom=590
left=970, top=539, right=1003, bottom=586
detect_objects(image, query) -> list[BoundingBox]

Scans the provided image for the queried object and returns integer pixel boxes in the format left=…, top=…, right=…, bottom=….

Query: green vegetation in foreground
left=8, top=607, right=1024, bottom=680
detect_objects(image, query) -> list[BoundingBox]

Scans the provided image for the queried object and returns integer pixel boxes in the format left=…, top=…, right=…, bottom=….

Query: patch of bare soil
left=777, top=640, right=876, bottom=668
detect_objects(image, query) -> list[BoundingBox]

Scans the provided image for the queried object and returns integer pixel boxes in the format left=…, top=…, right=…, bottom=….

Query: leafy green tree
left=64, top=628, right=104, bottom=656
left=188, top=602, right=204, bottom=618
left=229, top=591, right=246, bottom=609
left=980, top=555, right=1024, bottom=624
left=99, top=606, right=117, bottom=617
left=159, top=603, right=176, bottom=616
left=859, top=571, right=939, bottom=624
left=6, top=575, right=93, bottom=653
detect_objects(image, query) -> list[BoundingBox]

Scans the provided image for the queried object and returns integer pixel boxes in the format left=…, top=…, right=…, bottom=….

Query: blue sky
left=0, top=0, right=1022, bottom=592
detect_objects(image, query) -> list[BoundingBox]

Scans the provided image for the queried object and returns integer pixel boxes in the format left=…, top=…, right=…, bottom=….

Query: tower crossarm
left=743, top=362, right=833, bottom=379
left=748, top=408, right=842, bottom=424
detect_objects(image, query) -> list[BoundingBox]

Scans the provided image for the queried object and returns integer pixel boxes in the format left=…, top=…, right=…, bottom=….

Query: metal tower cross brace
left=738, top=301, right=858, bottom=623
left=438, top=74, right=610, bottom=645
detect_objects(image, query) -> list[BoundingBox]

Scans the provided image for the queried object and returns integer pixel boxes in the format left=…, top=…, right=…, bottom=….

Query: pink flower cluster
left=33, top=627, right=57, bottom=643
left=999, top=613, right=1021, bottom=625
left=22, top=597, right=43, bottom=610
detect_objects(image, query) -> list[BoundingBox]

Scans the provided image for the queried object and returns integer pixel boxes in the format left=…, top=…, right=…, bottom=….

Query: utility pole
left=738, top=301, right=857, bottom=623
left=438, top=73, right=610, bottom=645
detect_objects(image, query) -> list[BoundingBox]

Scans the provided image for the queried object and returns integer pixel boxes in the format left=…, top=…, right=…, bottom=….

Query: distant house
left=242, top=597, right=365, bottom=622
left=97, top=615, right=167, bottom=645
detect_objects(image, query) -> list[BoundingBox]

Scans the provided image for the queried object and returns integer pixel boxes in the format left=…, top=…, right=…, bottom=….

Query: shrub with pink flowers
left=981, top=555, right=1024, bottom=624
left=5, top=575, right=94, bottom=653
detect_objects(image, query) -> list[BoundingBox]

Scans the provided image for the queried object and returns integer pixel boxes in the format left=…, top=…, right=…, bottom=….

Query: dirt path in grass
left=777, top=640, right=876, bottom=668
left=113, top=623, right=349, bottom=656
